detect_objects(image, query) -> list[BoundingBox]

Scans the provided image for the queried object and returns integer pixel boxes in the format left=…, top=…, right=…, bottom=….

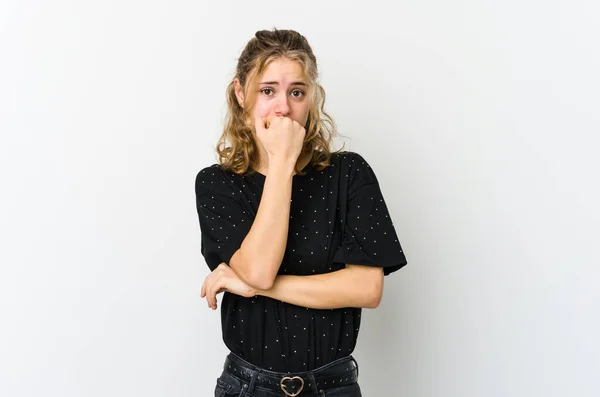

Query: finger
left=254, top=115, right=266, bottom=132
left=207, top=274, right=222, bottom=310
left=203, top=273, right=215, bottom=308
left=264, top=111, right=282, bottom=129
left=210, top=287, right=220, bottom=310
left=205, top=283, right=214, bottom=309
left=211, top=280, right=229, bottom=309
left=201, top=269, right=216, bottom=298
left=213, top=288, right=226, bottom=311
left=200, top=273, right=210, bottom=298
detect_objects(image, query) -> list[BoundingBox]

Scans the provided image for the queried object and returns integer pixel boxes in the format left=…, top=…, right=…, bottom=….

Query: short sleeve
left=195, top=167, right=252, bottom=271
left=332, top=153, right=407, bottom=276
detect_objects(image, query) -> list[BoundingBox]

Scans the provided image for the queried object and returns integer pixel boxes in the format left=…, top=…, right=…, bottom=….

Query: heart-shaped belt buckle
left=280, top=376, right=304, bottom=396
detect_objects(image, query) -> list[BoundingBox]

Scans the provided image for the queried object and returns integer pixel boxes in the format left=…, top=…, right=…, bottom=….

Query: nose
left=274, top=94, right=291, bottom=117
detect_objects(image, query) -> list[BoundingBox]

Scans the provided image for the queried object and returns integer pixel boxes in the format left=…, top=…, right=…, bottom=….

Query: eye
left=291, top=90, right=305, bottom=98
left=260, top=88, right=274, bottom=96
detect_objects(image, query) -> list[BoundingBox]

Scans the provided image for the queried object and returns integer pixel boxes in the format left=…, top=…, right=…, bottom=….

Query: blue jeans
left=214, top=353, right=362, bottom=397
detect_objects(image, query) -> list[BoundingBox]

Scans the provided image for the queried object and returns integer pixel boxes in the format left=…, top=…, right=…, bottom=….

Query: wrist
left=268, top=156, right=298, bottom=172
left=265, top=161, right=296, bottom=179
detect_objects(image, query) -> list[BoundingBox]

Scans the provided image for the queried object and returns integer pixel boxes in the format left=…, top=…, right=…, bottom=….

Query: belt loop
left=352, top=356, right=359, bottom=378
left=306, top=372, right=319, bottom=396
left=246, top=367, right=259, bottom=393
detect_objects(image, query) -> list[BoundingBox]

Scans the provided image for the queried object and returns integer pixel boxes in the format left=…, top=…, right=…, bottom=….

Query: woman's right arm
left=228, top=160, right=295, bottom=290
left=228, top=115, right=305, bottom=290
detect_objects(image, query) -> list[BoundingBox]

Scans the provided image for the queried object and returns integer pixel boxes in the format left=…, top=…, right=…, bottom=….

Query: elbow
left=231, top=249, right=277, bottom=290
left=345, top=264, right=385, bottom=309
left=364, top=287, right=383, bottom=308
left=363, top=270, right=384, bottom=309
left=244, top=267, right=276, bottom=291
left=246, top=274, right=275, bottom=291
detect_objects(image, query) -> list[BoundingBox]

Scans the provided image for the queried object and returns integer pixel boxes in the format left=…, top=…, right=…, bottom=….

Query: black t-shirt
left=195, top=151, right=407, bottom=372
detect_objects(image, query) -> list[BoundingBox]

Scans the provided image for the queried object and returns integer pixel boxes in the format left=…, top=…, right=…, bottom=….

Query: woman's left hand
left=201, top=263, right=257, bottom=310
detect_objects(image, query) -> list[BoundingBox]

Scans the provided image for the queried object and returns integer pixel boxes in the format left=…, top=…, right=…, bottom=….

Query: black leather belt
left=223, top=353, right=359, bottom=396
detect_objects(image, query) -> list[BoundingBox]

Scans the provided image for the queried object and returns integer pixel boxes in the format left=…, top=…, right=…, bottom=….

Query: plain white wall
left=1, top=1, right=598, bottom=396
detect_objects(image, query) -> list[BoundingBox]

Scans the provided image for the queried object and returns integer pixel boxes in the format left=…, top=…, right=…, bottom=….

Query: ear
left=233, top=78, right=245, bottom=108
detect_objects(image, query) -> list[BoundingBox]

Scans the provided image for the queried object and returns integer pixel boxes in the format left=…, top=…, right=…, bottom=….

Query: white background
left=1, top=1, right=599, bottom=396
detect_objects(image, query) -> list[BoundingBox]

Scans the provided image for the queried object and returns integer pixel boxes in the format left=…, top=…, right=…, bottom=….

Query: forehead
left=260, top=58, right=305, bottom=82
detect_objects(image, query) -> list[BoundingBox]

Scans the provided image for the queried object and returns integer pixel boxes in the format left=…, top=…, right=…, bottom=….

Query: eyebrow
left=259, top=81, right=307, bottom=86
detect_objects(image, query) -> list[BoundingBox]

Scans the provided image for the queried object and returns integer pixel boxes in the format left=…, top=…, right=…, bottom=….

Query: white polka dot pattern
left=194, top=151, right=407, bottom=372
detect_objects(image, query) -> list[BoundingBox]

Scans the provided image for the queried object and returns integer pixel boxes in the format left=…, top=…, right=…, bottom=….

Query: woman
left=195, top=29, right=407, bottom=397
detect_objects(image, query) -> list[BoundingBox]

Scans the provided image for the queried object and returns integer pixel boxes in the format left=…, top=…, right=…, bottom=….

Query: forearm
left=256, top=265, right=384, bottom=309
left=230, top=160, right=295, bottom=290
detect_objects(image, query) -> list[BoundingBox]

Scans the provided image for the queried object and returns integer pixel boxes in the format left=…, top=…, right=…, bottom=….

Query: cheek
left=295, top=104, right=310, bottom=123
left=252, top=100, right=274, bottom=119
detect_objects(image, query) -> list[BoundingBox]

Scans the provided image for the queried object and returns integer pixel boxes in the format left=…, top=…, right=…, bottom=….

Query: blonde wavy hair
left=216, top=29, right=342, bottom=176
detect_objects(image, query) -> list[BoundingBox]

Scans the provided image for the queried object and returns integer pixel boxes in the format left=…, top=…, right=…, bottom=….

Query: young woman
left=195, top=29, right=407, bottom=397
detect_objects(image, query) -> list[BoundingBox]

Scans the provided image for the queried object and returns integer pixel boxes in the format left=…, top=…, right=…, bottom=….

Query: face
left=236, top=58, right=310, bottom=128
